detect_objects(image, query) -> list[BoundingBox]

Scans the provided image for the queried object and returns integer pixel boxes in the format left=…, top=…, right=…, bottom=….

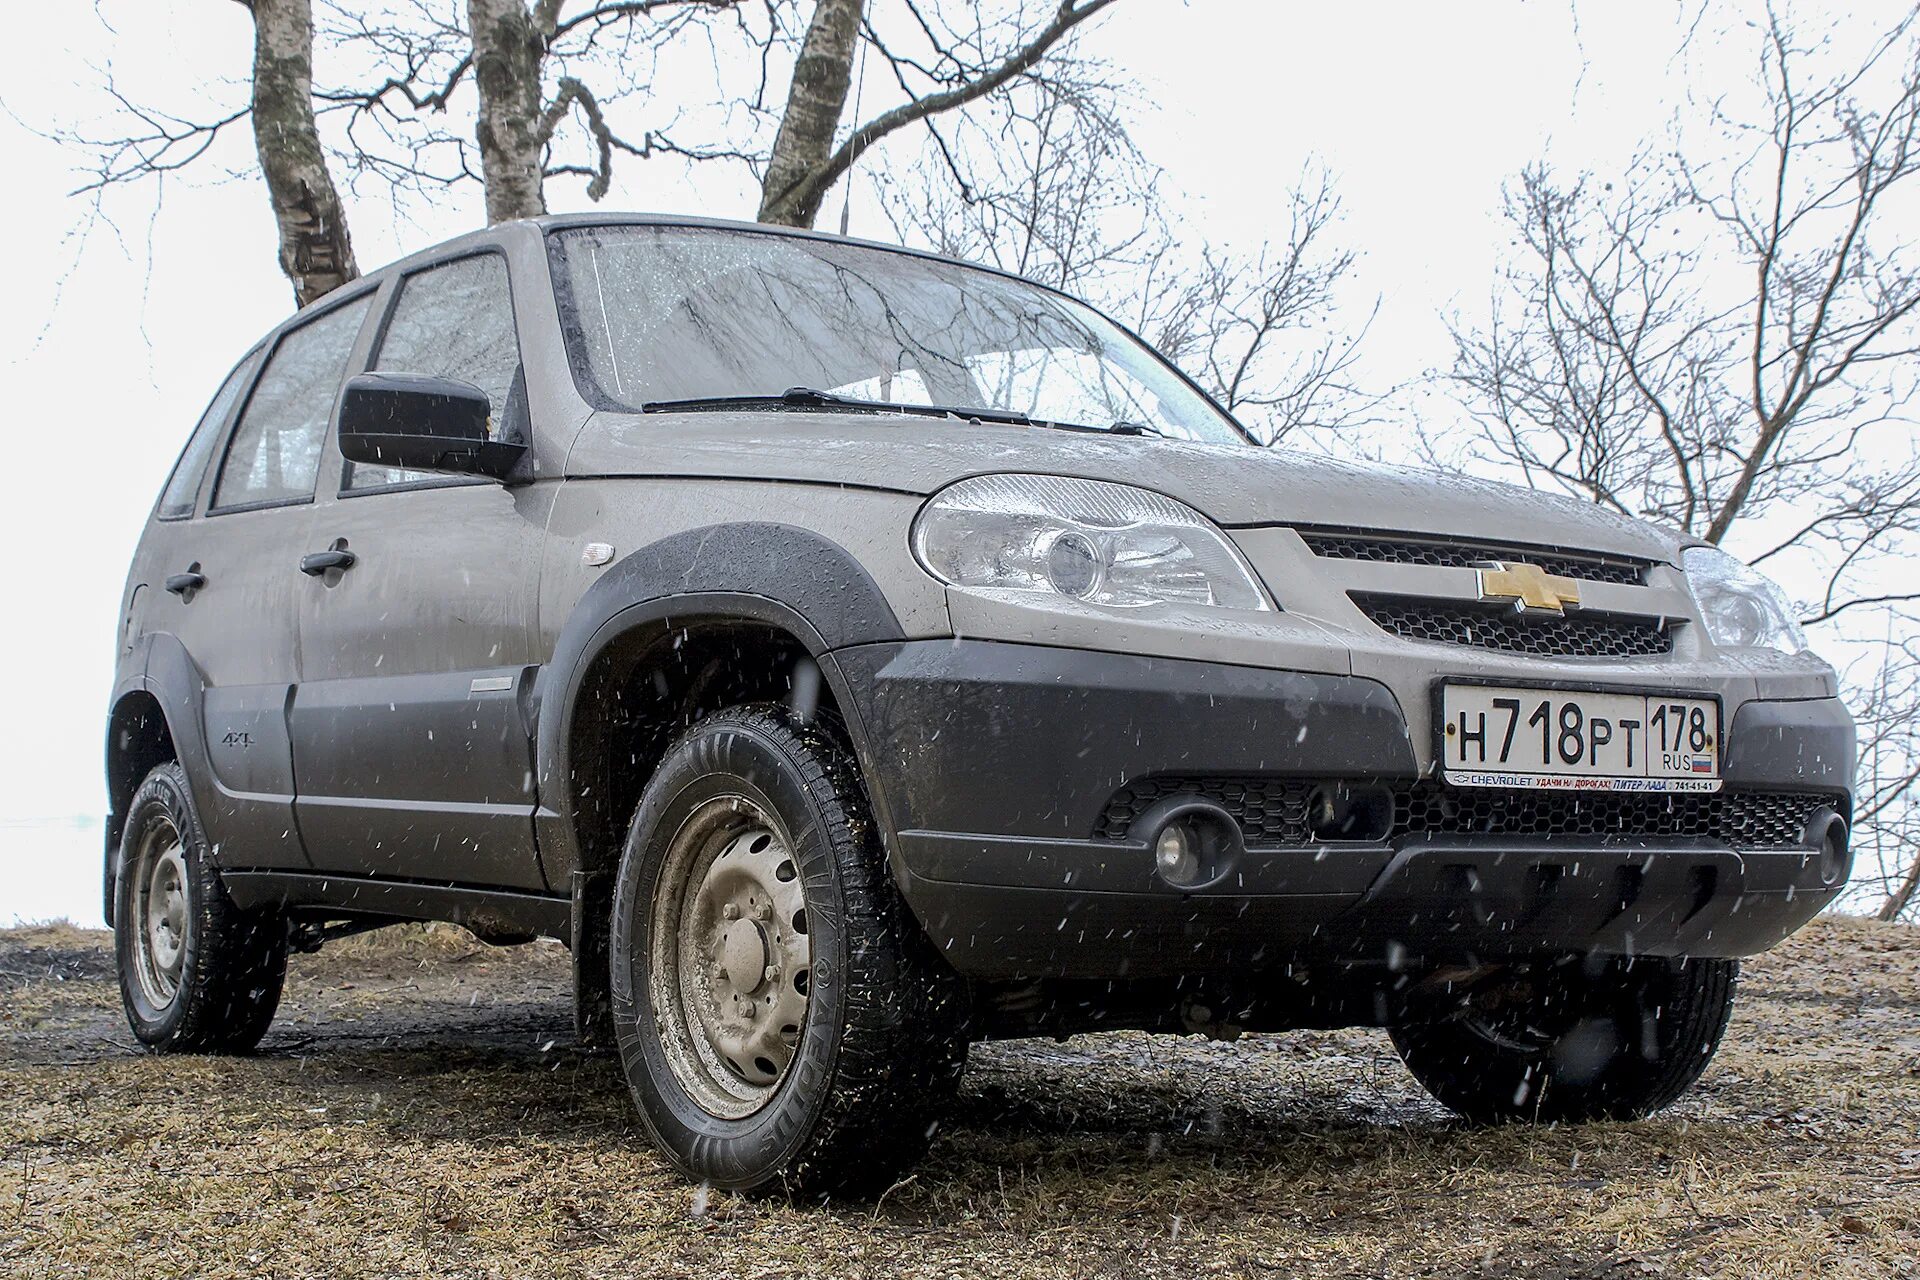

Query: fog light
left=1819, top=825, right=1849, bottom=886
left=1806, top=809, right=1850, bottom=887
left=1156, top=824, right=1200, bottom=884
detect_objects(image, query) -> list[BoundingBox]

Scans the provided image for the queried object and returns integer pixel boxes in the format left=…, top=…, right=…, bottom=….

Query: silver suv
left=108, top=215, right=1854, bottom=1193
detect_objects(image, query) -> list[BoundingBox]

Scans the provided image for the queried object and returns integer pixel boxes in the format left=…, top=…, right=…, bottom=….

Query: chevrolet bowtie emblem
left=1476, top=560, right=1582, bottom=616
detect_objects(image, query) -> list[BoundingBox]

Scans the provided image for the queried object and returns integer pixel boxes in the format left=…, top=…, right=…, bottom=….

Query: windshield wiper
left=641, top=388, right=1173, bottom=439
left=1039, top=418, right=1173, bottom=439
left=642, top=386, right=1045, bottom=428
left=641, top=386, right=898, bottom=414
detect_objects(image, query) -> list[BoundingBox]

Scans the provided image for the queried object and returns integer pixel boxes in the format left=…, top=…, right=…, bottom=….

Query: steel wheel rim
left=1457, top=976, right=1578, bottom=1053
left=132, top=817, right=190, bottom=1010
left=649, top=794, right=813, bottom=1120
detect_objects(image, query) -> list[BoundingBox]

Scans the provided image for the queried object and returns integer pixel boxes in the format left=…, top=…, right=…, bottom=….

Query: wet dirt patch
left=2, top=917, right=1915, bottom=1278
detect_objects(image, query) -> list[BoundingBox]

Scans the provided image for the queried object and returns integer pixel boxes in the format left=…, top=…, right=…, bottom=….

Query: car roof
left=528, top=211, right=990, bottom=276
left=312, top=211, right=1047, bottom=316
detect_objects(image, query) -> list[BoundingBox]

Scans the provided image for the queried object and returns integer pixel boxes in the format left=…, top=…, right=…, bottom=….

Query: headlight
left=1682, top=545, right=1807, bottom=653
left=911, top=474, right=1271, bottom=611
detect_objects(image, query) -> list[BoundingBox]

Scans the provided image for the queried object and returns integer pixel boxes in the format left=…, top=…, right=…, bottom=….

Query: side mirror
left=337, top=371, right=528, bottom=482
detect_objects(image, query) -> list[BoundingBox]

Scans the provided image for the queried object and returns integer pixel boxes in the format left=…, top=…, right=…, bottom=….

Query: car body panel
left=839, top=638, right=1853, bottom=978
left=136, top=502, right=316, bottom=873
left=534, top=478, right=949, bottom=654
left=528, top=507, right=925, bottom=888
left=565, top=411, right=1682, bottom=562
left=287, top=478, right=555, bottom=890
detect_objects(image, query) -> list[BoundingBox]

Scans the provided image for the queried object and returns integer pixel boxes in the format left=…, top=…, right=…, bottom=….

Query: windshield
left=548, top=225, right=1248, bottom=444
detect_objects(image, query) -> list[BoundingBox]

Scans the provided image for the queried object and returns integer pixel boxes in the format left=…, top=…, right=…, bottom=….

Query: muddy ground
left=2, top=915, right=1916, bottom=1279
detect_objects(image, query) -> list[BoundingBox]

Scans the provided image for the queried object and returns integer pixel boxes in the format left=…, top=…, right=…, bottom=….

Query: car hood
left=566, top=410, right=1683, bottom=563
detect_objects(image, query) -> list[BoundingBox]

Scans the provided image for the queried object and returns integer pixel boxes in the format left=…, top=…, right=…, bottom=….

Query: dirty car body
left=107, top=215, right=1854, bottom=1190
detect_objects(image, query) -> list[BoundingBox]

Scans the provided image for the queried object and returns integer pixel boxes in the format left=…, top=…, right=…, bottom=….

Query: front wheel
left=609, top=705, right=968, bottom=1195
left=1390, top=957, right=1738, bottom=1124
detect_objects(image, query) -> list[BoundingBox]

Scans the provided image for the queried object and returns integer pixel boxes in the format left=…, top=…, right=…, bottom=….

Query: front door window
left=348, top=253, right=522, bottom=491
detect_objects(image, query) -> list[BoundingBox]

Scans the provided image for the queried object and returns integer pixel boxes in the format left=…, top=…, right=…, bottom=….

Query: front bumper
left=835, top=640, right=1856, bottom=980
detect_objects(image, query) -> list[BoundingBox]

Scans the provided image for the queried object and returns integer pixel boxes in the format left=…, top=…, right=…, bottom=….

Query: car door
left=144, top=291, right=377, bottom=870
left=289, top=249, right=551, bottom=891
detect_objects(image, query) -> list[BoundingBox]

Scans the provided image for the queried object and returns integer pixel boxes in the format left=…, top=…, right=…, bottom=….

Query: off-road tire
left=113, top=762, right=288, bottom=1052
left=609, top=704, right=969, bottom=1196
left=1390, top=957, right=1738, bottom=1124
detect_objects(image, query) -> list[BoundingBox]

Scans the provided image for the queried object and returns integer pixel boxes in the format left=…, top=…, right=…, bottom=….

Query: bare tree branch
left=759, top=0, right=1120, bottom=228
left=878, top=65, right=1373, bottom=447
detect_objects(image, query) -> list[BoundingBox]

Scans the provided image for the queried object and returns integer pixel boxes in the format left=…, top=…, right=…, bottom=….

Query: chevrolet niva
left=108, top=215, right=1853, bottom=1193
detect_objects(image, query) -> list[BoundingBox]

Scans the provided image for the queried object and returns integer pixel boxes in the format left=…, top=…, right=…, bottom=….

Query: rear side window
left=157, top=349, right=261, bottom=520
left=213, top=295, right=372, bottom=510
left=349, top=253, right=521, bottom=491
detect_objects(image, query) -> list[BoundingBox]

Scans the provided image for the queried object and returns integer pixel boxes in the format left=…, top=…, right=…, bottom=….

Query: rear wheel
left=610, top=705, right=968, bottom=1195
left=114, top=762, right=287, bottom=1052
left=1390, top=957, right=1738, bottom=1123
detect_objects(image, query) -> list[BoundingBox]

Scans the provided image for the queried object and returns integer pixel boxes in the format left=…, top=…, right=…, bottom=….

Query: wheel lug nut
left=723, top=903, right=742, bottom=921
left=764, top=965, right=779, bottom=985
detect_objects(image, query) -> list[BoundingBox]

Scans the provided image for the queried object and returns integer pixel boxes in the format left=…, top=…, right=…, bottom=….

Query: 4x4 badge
left=1475, top=560, right=1582, bottom=616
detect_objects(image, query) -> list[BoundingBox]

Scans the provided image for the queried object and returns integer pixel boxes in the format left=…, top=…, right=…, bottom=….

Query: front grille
left=1392, top=784, right=1836, bottom=849
left=1351, top=594, right=1676, bottom=658
left=1303, top=532, right=1650, bottom=585
left=1095, top=777, right=1837, bottom=851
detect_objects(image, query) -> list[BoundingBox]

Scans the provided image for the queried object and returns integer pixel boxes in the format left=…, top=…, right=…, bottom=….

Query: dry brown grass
left=2, top=916, right=1916, bottom=1278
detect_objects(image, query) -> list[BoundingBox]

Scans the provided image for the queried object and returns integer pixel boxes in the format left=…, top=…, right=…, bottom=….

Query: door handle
left=299, top=548, right=358, bottom=576
left=164, top=570, right=207, bottom=596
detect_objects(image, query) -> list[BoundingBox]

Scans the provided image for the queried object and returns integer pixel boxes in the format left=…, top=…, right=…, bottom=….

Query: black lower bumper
left=835, top=640, right=1856, bottom=980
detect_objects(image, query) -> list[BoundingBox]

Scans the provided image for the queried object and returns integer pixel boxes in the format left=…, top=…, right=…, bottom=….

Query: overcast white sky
left=0, top=1, right=1874, bottom=924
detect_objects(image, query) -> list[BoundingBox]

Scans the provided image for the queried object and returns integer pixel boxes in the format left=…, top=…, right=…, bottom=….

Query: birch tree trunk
left=468, top=0, right=551, bottom=223
left=757, top=0, right=864, bottom=228
left=240, top=0, right=359, bottom=307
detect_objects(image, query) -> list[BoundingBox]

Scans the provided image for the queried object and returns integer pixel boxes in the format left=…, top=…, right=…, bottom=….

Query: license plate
left=1440, top=684, right=1721, bottom=792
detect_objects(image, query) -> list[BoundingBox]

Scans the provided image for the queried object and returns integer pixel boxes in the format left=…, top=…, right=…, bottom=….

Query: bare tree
left=245, top=0, right=359, bottom=305
left=757, top=0, right=862, bottom=227
left=1143, top=172, right=1375, bottom=446
left=65, top=0, right=1126, bottom=275
left=65, top=0, right=760, bottom=266
left=329, top=0, right=760, bottom=223
left=61, top=0, right=360, bottom=307
left=877, top=56, right=1154, bottom=288
left=758, top=0, right=1121, bottom=229
left=1849, top=638, right=1920, bottom=920
left=1445, top=5, right=1920, bottom=918
left=467, top=0, right=554, bottom=221
left=880, top=64, right=1372, bottom=446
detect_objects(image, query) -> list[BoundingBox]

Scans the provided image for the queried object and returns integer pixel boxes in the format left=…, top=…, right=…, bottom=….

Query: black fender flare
left=139, top=633, right=219, bottom=807
left=103, top=633, right=214, bottom=921
left=532, top=523, right=909, bottom=885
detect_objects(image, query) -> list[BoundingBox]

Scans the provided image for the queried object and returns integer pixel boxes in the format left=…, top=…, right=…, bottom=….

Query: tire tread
left=115, top=762, right=287, bottom=1053
left=613, top=704, right=966, bottom=1195
left=1391, top=957, right=1739, bottom=1124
